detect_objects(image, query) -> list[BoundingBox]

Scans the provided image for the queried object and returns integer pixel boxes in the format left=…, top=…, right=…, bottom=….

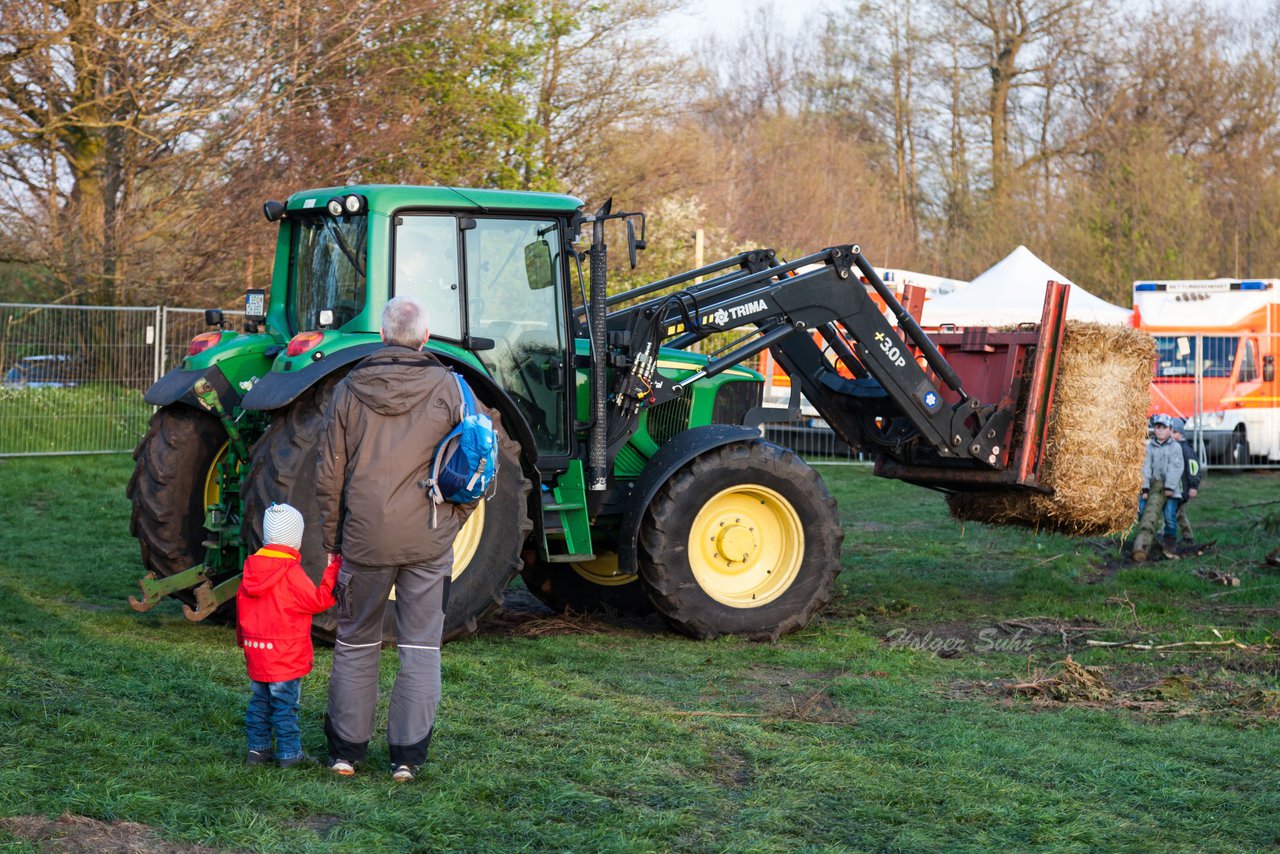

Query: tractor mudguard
left=143, top=364, right=242, bottom=411
left=242, top=342, right=542, bottom=473
left=241, top=342, right=383, bottom=411
left=616, top=424, right=762, bottom=576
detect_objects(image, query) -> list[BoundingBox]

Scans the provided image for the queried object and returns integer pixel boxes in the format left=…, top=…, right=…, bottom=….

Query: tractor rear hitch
left=183, top=575, right=241, bottom=622
left=127, top=562, right=241, bottom=621
left=128, top=564, right=209, bottom=612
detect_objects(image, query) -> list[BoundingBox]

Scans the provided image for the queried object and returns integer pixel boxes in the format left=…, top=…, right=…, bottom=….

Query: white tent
left=919, top=245, right=1132, bottom=327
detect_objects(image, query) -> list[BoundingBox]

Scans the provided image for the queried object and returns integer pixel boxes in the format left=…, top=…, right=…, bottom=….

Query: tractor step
left=540, top=522, right=594, bottom=563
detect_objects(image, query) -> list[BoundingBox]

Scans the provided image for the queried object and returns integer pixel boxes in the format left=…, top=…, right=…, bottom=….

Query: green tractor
left=129, top=185, right=1067, bottom=641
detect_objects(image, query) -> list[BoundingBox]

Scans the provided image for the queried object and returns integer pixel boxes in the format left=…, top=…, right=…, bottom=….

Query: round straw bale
left=948, top=321, right=1155, bottom=536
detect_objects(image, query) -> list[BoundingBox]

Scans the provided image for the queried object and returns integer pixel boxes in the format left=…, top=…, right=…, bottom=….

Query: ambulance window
left=1238, top=340, right=1258, bottom=382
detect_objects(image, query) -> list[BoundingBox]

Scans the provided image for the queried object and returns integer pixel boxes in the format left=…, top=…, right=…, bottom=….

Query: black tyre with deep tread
left=521, top=554, right=654, bottom=615
left=241, top=372, right=532, bottom=643
left=127, top=405, right=227, bottom=609
left=637, top=440, right=843, bottom=640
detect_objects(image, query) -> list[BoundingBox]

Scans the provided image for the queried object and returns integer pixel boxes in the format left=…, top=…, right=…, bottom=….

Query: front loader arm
left=604, top=245, right=1013, bottom=468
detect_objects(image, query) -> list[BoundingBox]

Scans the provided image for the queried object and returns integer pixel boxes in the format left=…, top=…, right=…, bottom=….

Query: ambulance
left=1132, top=278, right=1279, bottom=466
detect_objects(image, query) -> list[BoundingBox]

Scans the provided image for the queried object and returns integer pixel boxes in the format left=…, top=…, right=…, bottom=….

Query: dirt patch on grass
left=481, top=588, right=663, bottom=638
left=706, top=747, right=754, bottom=789
left=736, top=665, right=858, bottom=724
left=675, top=666, right=859, bottom=726
left=956, top=653, right=1280, bottom=718
left=284, top=814, right=343, bottom=836
left=0, top=813, right=236, bottom=853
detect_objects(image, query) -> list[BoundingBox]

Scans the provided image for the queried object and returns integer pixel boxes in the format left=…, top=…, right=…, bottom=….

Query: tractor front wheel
left=127, top=405, right=229, bottom=608
left=637, top=441, right=843, bottom=640
left=241, top=373, right=532, bottom=643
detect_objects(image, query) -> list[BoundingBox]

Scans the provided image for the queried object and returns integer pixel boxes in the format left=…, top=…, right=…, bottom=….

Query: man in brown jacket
left=315, top=295, right=477, bottom=781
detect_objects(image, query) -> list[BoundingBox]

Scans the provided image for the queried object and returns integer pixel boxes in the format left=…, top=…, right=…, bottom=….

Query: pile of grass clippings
left=1005, top=656, right=1114, bottom=702
left=948, top=321, right=1155, bottom=535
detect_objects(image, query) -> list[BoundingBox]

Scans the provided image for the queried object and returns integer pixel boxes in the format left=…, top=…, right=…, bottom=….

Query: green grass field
left=0, top=455, right=1277, bottom=852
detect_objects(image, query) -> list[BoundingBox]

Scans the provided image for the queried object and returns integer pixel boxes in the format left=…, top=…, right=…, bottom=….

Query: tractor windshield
left=289, top=213, right=368, bottom=332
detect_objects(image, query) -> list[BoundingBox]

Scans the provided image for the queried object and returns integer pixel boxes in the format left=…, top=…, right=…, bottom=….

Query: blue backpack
left=424, top=374, right=498, bottom=517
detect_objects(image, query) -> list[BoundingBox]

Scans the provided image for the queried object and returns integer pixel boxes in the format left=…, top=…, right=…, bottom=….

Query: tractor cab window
left=289, top=213, right=368, bottom=332
left=465, top=218, right=568, bottom=457
left=393, top=215, right=462, bottom=340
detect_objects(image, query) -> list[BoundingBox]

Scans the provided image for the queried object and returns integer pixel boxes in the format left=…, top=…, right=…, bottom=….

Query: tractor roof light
left=343, top=193, right=364, bottom=214
left=326, top=198, right=345, bottom=216
left=286, top=330, right=325, bottom=357
left=188, top=331, right=222, bottom=356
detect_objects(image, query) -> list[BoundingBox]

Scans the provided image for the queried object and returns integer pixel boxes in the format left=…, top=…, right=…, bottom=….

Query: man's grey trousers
left=324, top=555, right=451, bottom=767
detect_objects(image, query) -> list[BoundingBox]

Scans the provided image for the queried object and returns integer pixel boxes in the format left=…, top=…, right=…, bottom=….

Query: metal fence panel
left=0, top=303, right=160, bottom=456
left=1154, top=331, right=1280, bottom=470
left=1, top=305, right=1277, bottom=471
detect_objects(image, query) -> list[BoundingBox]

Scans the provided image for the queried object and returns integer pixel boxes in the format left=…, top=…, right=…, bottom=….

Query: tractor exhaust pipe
left=587, top=205, right=610, bottom=491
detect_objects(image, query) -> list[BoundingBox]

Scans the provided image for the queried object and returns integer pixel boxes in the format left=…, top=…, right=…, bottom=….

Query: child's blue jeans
left=246, top=678, right=303, bottom=760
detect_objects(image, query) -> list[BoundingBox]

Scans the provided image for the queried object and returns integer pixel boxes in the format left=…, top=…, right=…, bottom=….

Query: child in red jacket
left=237, top=503, right=340, bottom=768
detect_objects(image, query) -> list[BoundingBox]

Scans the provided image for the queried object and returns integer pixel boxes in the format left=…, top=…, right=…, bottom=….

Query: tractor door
left=462, top=216, right=570, bottom=458
left=392, top=213, right=571, bottom=458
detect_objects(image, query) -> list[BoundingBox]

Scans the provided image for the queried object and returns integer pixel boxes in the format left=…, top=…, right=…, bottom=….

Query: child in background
left=1170, top=418, right=1202, bottom=546
left=1132, top=413, right=1184, bottom=562
left=237, top=503, right=340, bottom=768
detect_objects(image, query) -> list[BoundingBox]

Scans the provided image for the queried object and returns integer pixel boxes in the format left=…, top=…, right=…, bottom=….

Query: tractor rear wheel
left=521, top=552, right=653, bottom=615
left=241, top=373, right=532, bottom=644
left=127, top=405, right=229, bottom=609
left=637, top=441, right=842, bottom=640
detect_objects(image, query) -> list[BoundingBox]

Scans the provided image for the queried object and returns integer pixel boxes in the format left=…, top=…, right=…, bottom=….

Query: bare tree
left=0, top=0, right=432, bottom=305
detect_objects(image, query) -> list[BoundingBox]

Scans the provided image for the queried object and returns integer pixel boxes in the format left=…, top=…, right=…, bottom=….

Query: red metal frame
left=873, top=282, right=1072, bottom=491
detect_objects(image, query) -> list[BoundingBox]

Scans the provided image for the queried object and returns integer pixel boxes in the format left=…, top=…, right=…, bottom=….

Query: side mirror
left=626, top=214, right=647, bottom=270
left=524, top=239, right=555, bottom=290
left=1265, top=354, right=1275, bottom=383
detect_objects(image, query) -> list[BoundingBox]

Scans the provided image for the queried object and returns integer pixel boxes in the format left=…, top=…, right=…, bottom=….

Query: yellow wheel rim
left=688, top=485, right=804, bottom=608
left=569, top=552, right=635, bottom=587
left=451, top=498, right=486, bottom=581
left=203, top=441, right=230, bottom=508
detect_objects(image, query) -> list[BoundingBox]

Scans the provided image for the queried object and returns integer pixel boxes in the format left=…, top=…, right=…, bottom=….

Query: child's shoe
left=328, top=758, right=356, bottom=777
left=246, top=748, right=274, bottom=766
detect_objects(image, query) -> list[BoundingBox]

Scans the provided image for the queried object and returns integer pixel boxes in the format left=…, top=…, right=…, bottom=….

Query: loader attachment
left=872, top=281, right=1071, bottom=492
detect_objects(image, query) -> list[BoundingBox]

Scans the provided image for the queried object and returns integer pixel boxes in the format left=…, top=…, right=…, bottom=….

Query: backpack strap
left=452, top=372, right=477, bottom=421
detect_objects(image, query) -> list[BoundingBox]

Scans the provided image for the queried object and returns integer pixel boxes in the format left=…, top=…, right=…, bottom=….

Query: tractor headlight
left=326, top=198, right=345, bottom=217
left=343, top=193, right=364, bottom=214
